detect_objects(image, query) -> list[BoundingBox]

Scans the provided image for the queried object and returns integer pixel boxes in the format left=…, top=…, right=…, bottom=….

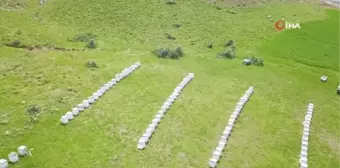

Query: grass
left=0, top=0, right=339, bottom=168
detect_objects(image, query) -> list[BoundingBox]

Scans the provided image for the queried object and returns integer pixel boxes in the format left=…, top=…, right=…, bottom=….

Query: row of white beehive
left=299, top=103, right=314, bottom=168
left=0, top=146, right=28, bottom=168
left=60, top=62, right=141, bottom=124
left=137, top=73, right=195, bottom=150
left=208, top=86, right=254, bottom=168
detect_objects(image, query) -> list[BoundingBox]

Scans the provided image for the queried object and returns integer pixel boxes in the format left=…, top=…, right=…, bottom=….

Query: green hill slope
left=0, top=1, right=339, bottom=168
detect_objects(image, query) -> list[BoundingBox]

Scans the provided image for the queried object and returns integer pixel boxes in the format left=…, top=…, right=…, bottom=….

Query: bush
left=86, top=60, right=98, bottom=68
left=218, top=47, right=235, bottom=59
left=152, top=47, right=184, bottom=59
left=5, top=40, right=25, bottom=48
left=166, top=0, right=176, bottom=5
left=26, top=104, right=41, bottom=123
left=173, top=24, right=181, bottom=28
left=86, top=39, right=96, bottom=49
left=153, top=48, right=170, bottom=58
left=0, top=115, right=9, bottom=125
left=225, top=40, right=234, bottom=47
left=69, top=33, right=96, bottom=42
left=165, top=33, right=176, bottom=40
left=26, top=104, right=41, bottom=115
left=207, top=43, right=213, bottom=49
left=169, top=47, right=184, bottom=59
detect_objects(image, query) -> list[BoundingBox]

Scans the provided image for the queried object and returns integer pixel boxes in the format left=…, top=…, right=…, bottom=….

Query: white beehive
left=137, top=138, right=147, bottom=150
left=179, top=83, right=185, bottom=88
left=93, top=94, right=99, bottom=100
left=60, top=115, right=69, bottom=124
left=146, top=127, right=155, bottom=134
left=82, top=100, right=90, bottom=108
left=8, top=152, right=19, bottom=163
left=208, top=157, right=218, bottom=168
left=212, top=150, right=222, bottom=159
left=216, top=146, right=224, bottom=153
left=65, top=112, right=74, bottom=120
left=110, top=79, right=117, bottom=85
left=77, top=104, right=85, bottom=112
left=72, top=108, right=79, bottom=116
left=142, top=132, right=151, bottom=139
left=320, top=76, right=328, bottom=82
left=88, top=96, right=95, bottom=104
left=161, top=105, right=169, bottom=111
left=164, top=102, right=171, bottom=107
left=18, top=146, right=27, bottom=156
left=152, top=118, right=161, bottom=124
left=0, top=159, right=8, bottom=168
left=149, top=123, right=157, bottom=129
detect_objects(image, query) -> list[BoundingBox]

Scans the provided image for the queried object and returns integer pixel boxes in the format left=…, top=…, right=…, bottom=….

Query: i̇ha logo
left=275, top=20, right=301, bottom=31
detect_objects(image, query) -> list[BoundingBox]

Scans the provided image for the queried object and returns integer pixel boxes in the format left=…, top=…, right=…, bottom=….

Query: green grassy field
left=0, top=0, right=339, bottom=168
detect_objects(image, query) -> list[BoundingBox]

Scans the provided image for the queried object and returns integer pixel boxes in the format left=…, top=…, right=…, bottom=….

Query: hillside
left=0, top=0, right=339, bottom=168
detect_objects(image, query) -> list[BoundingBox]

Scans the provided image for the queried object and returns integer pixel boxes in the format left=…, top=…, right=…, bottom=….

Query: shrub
left=152, top=47, right=184, bottom=59
left=86, top=39, right=96, bottom=49
left=86, top=60, right=98, bottom=68
left=207, top=43, right=213, bottom=49
left=12, top=40, right=21, bottom=47
left=26, top=104, right=41, bottom=115
left=69, top=33, right=96, bottom=42
left=169, top=47, right=184, bottom=59
left=218, top=47, right=235, bottom=59
left=26, top=104, right=41, bottom=123
left=5, top=40, right=25, bottom=48
left=225, top=40, right=234, bottom=47
left=165, top=33, right=176, bottom=40
left=0, top=115, right=9, bottom=125
left=152, top=48, right=170, bottom=58
left=173, top=24, right=181, bottom=28
left=166, top=0, right=176, bottom=5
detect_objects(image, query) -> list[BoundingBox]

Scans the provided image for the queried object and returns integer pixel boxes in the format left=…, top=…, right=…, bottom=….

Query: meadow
left=0, top=0, right=339, bottom=168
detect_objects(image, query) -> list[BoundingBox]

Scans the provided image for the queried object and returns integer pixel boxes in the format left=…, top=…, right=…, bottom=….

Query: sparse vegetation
left=218, top=47, right=236, bottom=59
left=0, top=114, right=9, bottom=125
left=4, top=40, right=25, bottom=48
left=0, top=0, right=25, bottom=11
left=152, top=47, right=184, bottom=59
left=69, top=33, right=96, bottom=42
left=86, top=39, right=96, bottom=49
left=86, top=60, right=98, bottom=68
left=165, top=33, right=176, bottom=40
left=166, top=0, right=176, bottom=5
left=25, top=104, right=41, bottom=123
left=0, top=1, right=339, bottom=168
left=225, top=40, right=234, bottom=47
left=218, top=40, right=236, bottom=59
left=173, top=24, right=181, bottom=28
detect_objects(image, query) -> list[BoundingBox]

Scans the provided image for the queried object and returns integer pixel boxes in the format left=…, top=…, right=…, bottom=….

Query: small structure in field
left=18, top=146, right=28, bottom=156
left=0, top=159, right=8, bottom=168
left=8, top=152, right=19, bottom=163
left=242, top=58, right=252, bottom=66
left=320, top=76, right=328, bottom=82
